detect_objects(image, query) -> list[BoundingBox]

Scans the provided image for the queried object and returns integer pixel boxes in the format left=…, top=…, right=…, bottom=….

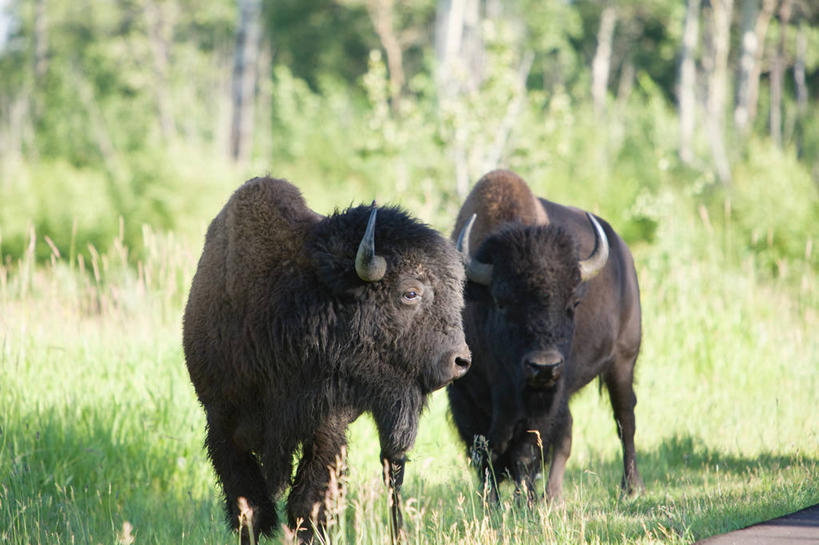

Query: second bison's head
left=307, top=204, right=471, bottom=394
left=457, top=214, right=608, bottom=395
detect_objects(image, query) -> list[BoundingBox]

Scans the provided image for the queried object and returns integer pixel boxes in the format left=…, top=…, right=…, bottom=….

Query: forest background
left=0, top=0, right=817, bottom=544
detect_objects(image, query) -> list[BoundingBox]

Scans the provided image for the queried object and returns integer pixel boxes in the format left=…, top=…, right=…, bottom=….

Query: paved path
left=696, top=504, right=819, bottom=544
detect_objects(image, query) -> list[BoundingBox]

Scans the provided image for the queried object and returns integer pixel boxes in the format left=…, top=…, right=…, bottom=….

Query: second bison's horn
left=455, top=213, right=493, bottom=286
left=355, top=204, right=387, bottom=282
left=578, top=212, right=609, bottom=281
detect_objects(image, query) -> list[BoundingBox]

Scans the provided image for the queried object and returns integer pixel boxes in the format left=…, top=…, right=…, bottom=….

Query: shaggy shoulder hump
left=219, top=176, right=322, bottom=301
left=452, top=169, right=548, bottom=255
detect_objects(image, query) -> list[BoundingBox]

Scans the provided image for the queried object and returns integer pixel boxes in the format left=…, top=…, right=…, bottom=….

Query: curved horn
left=467, top=259, right=494, bottom=286
left=578, top=212, right=609, bottom=281
left=455, top=213, right=493, bottom=286
left=355, top=205, right=387, bottom=282
left=455, top=213, right=477, bottom=256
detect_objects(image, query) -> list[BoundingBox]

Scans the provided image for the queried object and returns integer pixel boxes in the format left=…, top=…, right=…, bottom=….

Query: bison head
left=308, top=204, right=471, bottom=395
left=457, top=213, right=607, bottom=395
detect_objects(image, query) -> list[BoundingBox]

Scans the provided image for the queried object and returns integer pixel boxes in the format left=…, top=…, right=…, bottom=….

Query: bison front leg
left=545, top=411, right=572, bottom=502
left=481, top=403, right=519, bottom=504
left=373, top=393, right=423, bottom=543
left=286, top=409, right=358, bottom=543
left=508, top=433, right=542, bottom=507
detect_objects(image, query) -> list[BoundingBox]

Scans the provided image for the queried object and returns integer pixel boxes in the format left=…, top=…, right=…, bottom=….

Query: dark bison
left=447, top=169, right=644, bottom=504
left=183, top=176, right=471, bottom=542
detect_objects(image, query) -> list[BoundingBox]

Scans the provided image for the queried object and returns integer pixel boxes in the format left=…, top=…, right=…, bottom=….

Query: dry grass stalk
left=237, top=496, right=256, bottom=545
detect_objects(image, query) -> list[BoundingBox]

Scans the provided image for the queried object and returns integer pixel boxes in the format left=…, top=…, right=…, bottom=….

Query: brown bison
left=183, top=177, right=471, bottom=542
left=447, top=169, right=644, bottom=504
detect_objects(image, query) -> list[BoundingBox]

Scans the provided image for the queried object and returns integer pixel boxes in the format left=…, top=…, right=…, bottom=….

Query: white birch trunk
left=591, top=4, right=617, bottom=116
left=679, top=0, right=700, bottom=165
left=747, top=0, right=776, bottom=128
left=704, top=0, right=733, bottom=185
left=230, top=0, right=262, bottom=162
left=144, top=0, right=176, bottom=140
left=34, top=0, right=47, bottom=81
left=770, top=0, right=791, bottom=147
left=435, top=0, right=483, bottom=198
left=734, top=0, right=758, bottom=131
left=368, top=0, right=405, bottom=112
left=794, top=21, right=807, bottom=115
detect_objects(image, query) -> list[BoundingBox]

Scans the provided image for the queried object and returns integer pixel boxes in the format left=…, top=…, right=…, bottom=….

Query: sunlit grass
left=1, top=204, right=816, bottom=544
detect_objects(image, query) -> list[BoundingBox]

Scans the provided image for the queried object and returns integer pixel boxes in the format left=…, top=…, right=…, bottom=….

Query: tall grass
left=1, top=184, right=816, bottom=544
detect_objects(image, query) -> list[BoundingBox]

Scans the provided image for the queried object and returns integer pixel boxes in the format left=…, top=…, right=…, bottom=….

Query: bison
left=183, top=176, right=471, bottom=542
left=447, top=169, right=644, bottom=504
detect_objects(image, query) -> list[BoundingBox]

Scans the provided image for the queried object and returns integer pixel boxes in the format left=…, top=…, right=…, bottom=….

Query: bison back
left=182, top=177, right=321, bottom=404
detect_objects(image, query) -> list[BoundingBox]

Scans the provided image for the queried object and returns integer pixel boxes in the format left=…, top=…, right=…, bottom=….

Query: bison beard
left=183, top=177, right=470, bottom=542
left=447, top=169, right=644, bottom=505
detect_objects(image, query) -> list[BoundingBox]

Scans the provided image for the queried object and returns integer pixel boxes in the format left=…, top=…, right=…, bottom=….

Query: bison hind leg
left=603, top=354, right=645, bottom=497
left=205, top=412, right=279, bottom=539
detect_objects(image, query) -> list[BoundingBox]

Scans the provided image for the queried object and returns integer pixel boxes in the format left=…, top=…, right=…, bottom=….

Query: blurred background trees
left=0, top=0, right=816, bottom=279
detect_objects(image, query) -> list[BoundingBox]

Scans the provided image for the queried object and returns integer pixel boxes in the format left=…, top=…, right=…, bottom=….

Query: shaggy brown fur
left=448, top=169, right=644, bottom=504
left=453, top=170, right=548, bottom=253
left=183, top=176, right=471, bottom=543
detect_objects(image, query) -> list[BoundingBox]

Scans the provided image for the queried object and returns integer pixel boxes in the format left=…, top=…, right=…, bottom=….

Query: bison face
left=308, top=204, right=471, bottom=395
left=466, top=224, right=589, bottom=394
left=388, top=272, right=472, bottom=393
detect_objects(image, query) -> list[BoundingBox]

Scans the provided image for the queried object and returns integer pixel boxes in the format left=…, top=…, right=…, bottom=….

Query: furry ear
left=307, top=205, right=379, bottom=297
left=309, top=244, right=368, bottom=297
left=573, top=281, right=590, bottom=300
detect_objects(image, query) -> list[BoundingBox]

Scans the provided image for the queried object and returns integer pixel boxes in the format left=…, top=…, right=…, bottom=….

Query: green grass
left=1, top=198, right=817, bottom=544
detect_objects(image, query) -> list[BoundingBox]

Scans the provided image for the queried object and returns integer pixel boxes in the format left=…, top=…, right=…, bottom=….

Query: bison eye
left=401, top=289, right=422, bottom=305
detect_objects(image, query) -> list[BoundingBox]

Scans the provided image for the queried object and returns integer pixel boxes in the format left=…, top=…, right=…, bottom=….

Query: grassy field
left=1, top=191, right=817, bottom=545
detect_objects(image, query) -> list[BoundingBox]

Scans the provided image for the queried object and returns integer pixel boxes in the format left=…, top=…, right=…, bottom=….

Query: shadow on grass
left=409, top=433, right=818, bottom=544
left=5, top=402, right=816, bottom=545
left=1, top=403, right=231, bottom=545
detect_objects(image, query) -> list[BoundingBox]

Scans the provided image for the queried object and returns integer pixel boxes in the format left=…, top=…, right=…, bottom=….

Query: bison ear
left=573, top=281, right=589, bottom=300
left=309, top=247, right=367, bottom=297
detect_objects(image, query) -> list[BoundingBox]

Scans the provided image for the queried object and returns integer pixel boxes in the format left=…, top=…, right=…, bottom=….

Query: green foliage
left=0, top=0, right=816, bottom=282
left=265, top=0, right=379, bottom=91
left=728, top=140, right=818, bottom=272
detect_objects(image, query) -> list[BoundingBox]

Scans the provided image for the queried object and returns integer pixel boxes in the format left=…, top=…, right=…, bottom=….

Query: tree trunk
left=591, top=3, right=617, bottom=116
left=734, top=0, right=759, bottom=131
left=770, top=0, right=791, bottom=147
left=435, top=0, right=483, bottom=97
left=367, top=0, right=405, bottom=113
left=704, top=0, right=733, bottom=185
left=230, top=0, right=262, bottom=162
left=483, top=50, right=534, bottom=171
left=794, top=20, right=807, bottom=116
left=435, top=0, right=483, bottom=198
left=144, top=0, right=176, bottom=140
left=616, top=55, right=635, bottom=108
left=746, top=0, right=777, bottom=127
left=34, top=0, right=48, bottom=81
left=678, top=0, right=700, bottom=165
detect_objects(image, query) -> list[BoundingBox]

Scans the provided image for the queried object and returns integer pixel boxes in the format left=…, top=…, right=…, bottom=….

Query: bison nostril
left=455, top=356, right=471, bottom=369
left=526, top=359, right=563, bottom=370
left=523, top=350, right=563, bottom=369
left=523, top=350, right=564, bottom=385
